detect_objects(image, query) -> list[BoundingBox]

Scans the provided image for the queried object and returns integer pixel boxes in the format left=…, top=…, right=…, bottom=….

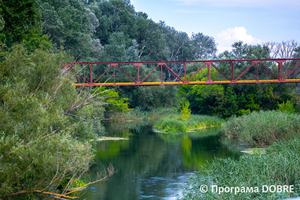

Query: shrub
left=181, top=101, right=191, bottom=121
left=221, top=110, right=300, bottom=146
left=278, top=100, right=296, bottom=113
left=155, top=117, right=186, bottom=132
left=154, top=113, right=223, bottom=133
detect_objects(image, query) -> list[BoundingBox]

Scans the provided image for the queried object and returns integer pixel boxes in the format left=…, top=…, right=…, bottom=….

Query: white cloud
left=173, top=0, right=300, bottom=7
left=216, top=27, right=263, bottom=53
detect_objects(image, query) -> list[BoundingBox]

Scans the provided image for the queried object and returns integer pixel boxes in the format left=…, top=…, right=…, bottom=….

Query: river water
left=81, top=126, right=242, bottom=200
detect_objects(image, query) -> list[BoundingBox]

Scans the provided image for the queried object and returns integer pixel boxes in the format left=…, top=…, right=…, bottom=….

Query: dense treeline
left=34, top=0, right=218, bottom=110
left=179, top=42, right=300, bottom=118
left=35, top=0, right=300, bottom=114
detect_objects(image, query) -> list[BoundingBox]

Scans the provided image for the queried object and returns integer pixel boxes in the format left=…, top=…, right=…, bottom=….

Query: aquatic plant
left=221, top=110, right=300, bottom=146
left=181, top=138, right=300, bottom=199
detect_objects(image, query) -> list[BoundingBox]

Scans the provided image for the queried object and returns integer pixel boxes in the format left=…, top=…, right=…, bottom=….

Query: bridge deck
left=73, top=79, right=300, bottom=87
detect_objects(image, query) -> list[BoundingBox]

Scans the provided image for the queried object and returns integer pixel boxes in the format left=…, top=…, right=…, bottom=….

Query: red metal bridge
left=62, top=58, right=300, bottom=87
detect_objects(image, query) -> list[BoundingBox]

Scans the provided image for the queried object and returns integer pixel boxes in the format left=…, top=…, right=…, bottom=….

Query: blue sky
left=130, top=0, right=300, bottom=53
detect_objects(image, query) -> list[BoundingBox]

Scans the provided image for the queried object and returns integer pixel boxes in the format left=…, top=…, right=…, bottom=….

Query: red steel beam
left=212, top=63, right=230, bottom=81
left=258, top=62, right=278, bottom=79
left=116, top=65, right=136, bottom=82
left=188, top=63, right=207, bottom=82
left=283, top=61, right=300, bottom=79
left=141, top=63, right=161, bottom=82
left=163, top=64, right=184, bottom=83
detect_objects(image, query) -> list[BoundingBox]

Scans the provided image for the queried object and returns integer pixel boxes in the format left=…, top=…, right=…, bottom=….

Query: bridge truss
left=62, top=59, right=300, bottom=87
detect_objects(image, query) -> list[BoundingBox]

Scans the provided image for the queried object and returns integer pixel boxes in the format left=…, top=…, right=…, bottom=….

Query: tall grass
left=221, top=110, right=300, bottom=146
left=109, top=108, right=178, bottom=133
left=110, top=108, right=223, bottom=134
left=154, top=114, right=223, bottom=133
left=181, top=138, right=300, bottom=200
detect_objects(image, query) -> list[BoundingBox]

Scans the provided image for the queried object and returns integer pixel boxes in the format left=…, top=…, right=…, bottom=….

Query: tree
left=191, top=33, right=217, bottom=59
left=0, top=44, right=115, bottom=199
left=38, top=0, right=94, bottom=59
left=159, top=21, right=193, bottom=61
left=0, top=0, right=50, bottom=50
left=178, top=65, right=224, bottom=115
left=181, top=101, right=191, bottom=121
left=265, top=40, right=298, bottom=59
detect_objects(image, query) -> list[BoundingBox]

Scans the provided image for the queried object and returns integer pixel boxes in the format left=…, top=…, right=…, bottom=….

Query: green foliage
left=191, top=32, right=217, bottom=59
left=182, top=138, right=300, bottom=200
left=119, top=85, right=179, bottom=110
left=218, top=41, right=270, bottom=60
left=221, top=110, right=300, bottom=146
left=36, top=0, right=220, bottom=109
left=181, top=101, right=191, bottom=121
left=178, top=41, right=297, bottom=118
left=154, top=113, right=223, bottom=133
left=0, top=45, right=107, bottom=199
left=93, top=86, right=132, bottom=112
left=0, top=0, right=52, bottom=50
left=155, top=117, right=186, bottom=133
left=278, top=100, right=296, bottom=113
left=178, top=65, right=224, bottom=115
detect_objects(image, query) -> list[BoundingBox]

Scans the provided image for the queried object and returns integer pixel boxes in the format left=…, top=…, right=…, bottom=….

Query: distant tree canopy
left=0, top=0, right=51, bottom=50
left=178, top=41, right=300, bottom=118
left=33, top=0, right=219, bottom=109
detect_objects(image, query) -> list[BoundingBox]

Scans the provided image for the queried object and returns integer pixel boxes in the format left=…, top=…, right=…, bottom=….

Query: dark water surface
left=81, top=126, right=241, bottom=200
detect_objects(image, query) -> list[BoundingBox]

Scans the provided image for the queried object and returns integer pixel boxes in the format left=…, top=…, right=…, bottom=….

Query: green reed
left=221, top=110, right=300, bottom=146
left=181, top=138, right=300, bottom=200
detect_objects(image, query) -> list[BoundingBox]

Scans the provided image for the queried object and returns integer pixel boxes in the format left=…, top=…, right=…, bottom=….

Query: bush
left=181, top=101, right=191, bottom=121
left=221, top=110, right=300, bottom=146
left=278, top=100, right=296, bottom=113
left=155, top=117, right=186, bottom=132
left=154, top=113, right=223, bottom=133
left=0, top=45, right=103, bottom=199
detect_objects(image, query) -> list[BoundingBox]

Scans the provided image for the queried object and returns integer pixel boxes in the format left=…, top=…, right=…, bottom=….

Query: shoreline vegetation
left=91, top=137, right=129, bottom=142
left=182, top=110, right=300, bottom=199
left=221, top=110, right=300, bottom=146
left=93, top=109, right=300, bottom=199
left=110, top=108, right=224, bottom=134
left=154, top=114, right=223, bottom=133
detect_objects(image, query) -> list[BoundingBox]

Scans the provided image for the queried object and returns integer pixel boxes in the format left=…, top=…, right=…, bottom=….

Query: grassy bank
left=181, top=138, right=300, bottom=199
left=221, top=110, right=300, bottom=146
left=154, top=114, right=223, bottom=133
left=106, top=108, right=178, bottom=135
left=109, top=108, right=223, bottom=134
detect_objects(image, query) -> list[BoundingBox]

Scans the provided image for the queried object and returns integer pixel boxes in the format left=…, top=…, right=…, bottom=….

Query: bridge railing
left=62, top=59, right=300, bottom=86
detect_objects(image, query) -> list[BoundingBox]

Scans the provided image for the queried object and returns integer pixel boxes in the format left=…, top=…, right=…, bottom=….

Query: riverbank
left=110, top=108, right=224, bottom=133
left=91, top=137, right=129, bottom=141
left=221, top=110, right=300, bottom=146
left=182, top=138, right=300, bottom=199
left=182, top=110, right=300, bottom=199
left=154, top=114, right=223, bottom=133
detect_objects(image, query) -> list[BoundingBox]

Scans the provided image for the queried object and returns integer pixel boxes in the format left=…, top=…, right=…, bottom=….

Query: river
left=80, top=126, right=242, bottom=200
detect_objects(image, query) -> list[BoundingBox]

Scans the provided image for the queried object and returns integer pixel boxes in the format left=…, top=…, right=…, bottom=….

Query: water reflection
left=81, top=126, right=241, bottom=200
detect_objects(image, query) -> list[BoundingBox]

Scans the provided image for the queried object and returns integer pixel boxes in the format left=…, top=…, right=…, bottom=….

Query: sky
left=130, top=0, right=300, bottom=54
